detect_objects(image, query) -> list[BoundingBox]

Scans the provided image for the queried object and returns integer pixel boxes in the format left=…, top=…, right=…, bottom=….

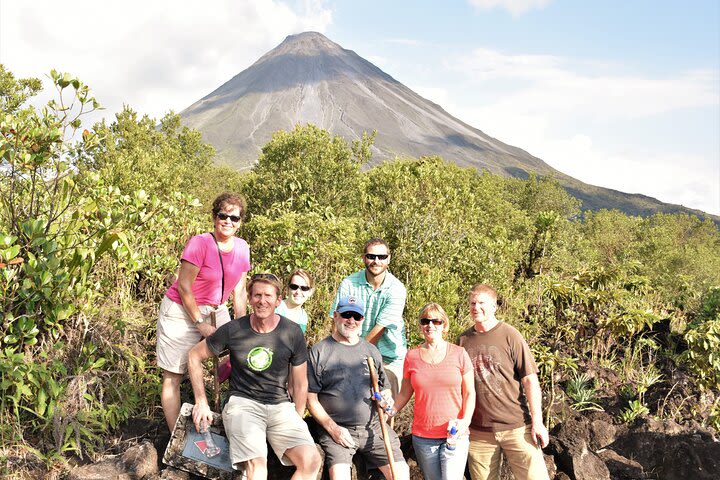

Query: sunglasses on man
left=339, top=311, right=363, bottom=321
left=217, top=212, right=242, bottom=223
left=364, top=253, right=389, bottom=261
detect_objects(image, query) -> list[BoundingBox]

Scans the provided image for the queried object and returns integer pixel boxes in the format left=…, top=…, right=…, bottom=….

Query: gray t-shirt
left=308, top=336, right=386, bottom=426
left=206, top=314, right=307, bottom=405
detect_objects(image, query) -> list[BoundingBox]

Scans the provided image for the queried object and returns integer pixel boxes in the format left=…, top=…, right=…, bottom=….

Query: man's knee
left=329, top=463, right=352, bottom=480
left=287, top=444, right=322, bottom=472
left=161, top=371, right=182, bottom=388
left=378, top=461, right=409, bottom=480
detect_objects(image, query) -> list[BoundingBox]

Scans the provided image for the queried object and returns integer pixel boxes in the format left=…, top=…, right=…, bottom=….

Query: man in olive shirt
left=458, top=284, right=549, bottom=480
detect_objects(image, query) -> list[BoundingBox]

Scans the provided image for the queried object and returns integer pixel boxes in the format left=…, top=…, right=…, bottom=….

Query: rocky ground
left=63, top=409, right=719, bottom=480
left=55, top=363, right=720, bottom=480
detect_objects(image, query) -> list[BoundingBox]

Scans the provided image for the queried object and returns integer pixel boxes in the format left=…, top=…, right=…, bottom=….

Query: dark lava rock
left=610, top=423, right=720, bottom=480
left=597, top=448, right=647, bottom=479
left=68, top=442, right=159, bottom=480
left=549, top=416, right=610, bottom=480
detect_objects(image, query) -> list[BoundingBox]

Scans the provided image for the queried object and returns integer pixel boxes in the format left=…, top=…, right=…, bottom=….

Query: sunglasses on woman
left=289, top=283, right=311, bottom=292
left=419, top=318, right=444, bottom=326
left=217, top=212, right=241, bottom=222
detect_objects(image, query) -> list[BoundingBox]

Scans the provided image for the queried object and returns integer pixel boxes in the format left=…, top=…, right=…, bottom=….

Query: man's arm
left=521, top=373, right=549, bottom=448
left=288, top=362, right=309, bottom=415
left=370, top=284, right=407, bottom=345
left=364, top=324, right=385, bottom=345
left=188, top=340, right=215, bottom=430
left=232, top=271, right=247, bottom=317
left=307, top=392, right=355, bottom=448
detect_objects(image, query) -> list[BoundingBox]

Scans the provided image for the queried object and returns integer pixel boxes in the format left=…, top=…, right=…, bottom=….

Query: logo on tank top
left=247, top=346, right=273, bottom=371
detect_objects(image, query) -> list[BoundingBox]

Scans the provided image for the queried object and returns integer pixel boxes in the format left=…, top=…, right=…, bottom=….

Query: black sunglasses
left=420, top=318, right=444, bottom=326
left=251, top=273, right=280, bottom=282
left=289, top=283, right=311, bottom=292
left=339, top=311, right=363, bottom=321
left=217, top=212, right=241, bottom=223
left=365, top=253, right=389, bottom=261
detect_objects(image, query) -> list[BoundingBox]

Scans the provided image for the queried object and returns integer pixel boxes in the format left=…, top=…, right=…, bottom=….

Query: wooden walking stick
left=210, top=311, right=220, bottom=412
left=367, top=356, right=397, bottom=480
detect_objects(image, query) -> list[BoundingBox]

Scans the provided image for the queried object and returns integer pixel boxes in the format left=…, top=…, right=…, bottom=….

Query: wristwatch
left=194, top=316, right=205, bottom=324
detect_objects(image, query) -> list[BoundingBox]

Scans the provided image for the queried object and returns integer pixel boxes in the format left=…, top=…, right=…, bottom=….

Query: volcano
left=180, top=32, right=713, bottom=218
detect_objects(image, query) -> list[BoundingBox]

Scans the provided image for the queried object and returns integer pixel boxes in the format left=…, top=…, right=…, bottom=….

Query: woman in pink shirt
left=156, top=192, right=251, bottom=431
left=392, top=303, right=475, bottom=480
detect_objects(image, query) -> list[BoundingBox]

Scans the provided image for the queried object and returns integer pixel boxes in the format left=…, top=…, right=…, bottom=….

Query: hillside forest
left=1, top=67, right=719, bottom=477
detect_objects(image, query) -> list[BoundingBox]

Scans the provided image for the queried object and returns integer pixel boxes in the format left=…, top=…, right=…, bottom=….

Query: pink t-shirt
left=404, top=343, right=473, bottom=438
left=166, top=233, right=251, bottom=306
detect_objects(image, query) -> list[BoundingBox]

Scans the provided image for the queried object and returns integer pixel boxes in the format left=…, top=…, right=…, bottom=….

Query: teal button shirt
left=330, top=270, right=407, bottom=365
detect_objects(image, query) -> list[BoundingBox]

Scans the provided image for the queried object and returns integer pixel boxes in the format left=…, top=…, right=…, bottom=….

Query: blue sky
left=1, top=0, right=718, bottom=214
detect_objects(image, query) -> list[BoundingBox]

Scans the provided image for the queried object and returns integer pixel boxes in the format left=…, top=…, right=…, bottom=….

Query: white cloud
left=414, top=49, right=720, bottom=215
left=450, top=48, right=718, bottom=119
left=534, top=136, right=719, bottom=215
left=467, top=0, right=552, bottom=16
left=0, top=0, right=332, bottom=123
left=429, top=47, right=720, bottom=214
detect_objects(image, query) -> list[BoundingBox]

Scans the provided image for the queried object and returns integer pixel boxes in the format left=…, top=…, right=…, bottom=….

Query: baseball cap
left=336, top=296, right=365, bottom=317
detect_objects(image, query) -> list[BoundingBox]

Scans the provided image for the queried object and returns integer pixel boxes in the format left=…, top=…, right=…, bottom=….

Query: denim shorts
left=412, top=434, right=469, bottom=480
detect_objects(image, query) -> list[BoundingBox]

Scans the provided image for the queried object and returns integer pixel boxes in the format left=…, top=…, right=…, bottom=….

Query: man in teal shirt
left=330, top=238, right=407, bottom=395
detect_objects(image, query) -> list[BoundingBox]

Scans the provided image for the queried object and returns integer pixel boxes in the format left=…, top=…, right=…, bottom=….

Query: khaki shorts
left=468, top=425, right=549, bottom=480
left=222, top=395, right=315, bottom=468
left=156, top=296, right=231, bottom=374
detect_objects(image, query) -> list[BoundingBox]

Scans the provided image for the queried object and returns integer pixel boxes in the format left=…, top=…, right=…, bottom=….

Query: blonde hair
left=469, top=284, right=498, bottom=302
left=287, top=269, right=314, bottom=289
left=419, top=302, right=450, bottom=331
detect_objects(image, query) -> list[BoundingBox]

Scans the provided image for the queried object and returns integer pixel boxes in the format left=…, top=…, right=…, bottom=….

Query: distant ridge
left=180, top=32, right=717, bottom=220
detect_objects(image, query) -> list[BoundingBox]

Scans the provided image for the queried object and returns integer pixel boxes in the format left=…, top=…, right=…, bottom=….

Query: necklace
left=421, top=342, right=447, bottom=365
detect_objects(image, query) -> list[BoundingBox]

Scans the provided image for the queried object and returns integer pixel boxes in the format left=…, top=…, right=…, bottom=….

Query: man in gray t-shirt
left=307, top=296, right=409, bottom=480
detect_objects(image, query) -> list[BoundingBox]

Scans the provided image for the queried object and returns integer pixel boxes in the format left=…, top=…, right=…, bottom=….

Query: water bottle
left=373, top=392, right=395, bottom=415
left=446, top=420, right=459, bottom=451
left=200, top=420, right=221, bottom=458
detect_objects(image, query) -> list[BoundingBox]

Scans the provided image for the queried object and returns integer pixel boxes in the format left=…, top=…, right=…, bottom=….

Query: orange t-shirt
left=403, top=343, right=473, bottom=438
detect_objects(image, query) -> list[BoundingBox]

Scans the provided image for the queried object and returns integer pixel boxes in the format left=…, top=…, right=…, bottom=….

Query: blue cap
left=336, top=296, right=365, bottom=317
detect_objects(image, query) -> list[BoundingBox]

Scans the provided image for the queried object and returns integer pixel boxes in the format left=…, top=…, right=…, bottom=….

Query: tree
left=0, top=64, right=42, bottom=115
left=247, top=124, right=373, bottom=217
left=83, top=108, right=216, bottom=198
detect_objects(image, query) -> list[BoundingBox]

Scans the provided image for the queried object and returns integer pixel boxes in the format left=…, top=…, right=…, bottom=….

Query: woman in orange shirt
left=391, top=303, right=475, bottom=480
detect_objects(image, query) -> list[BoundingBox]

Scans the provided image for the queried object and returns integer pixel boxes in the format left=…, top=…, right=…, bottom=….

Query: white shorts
left=156, top=296, right=231, bottom=374
left=222, top=395, right=315, bottom=468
